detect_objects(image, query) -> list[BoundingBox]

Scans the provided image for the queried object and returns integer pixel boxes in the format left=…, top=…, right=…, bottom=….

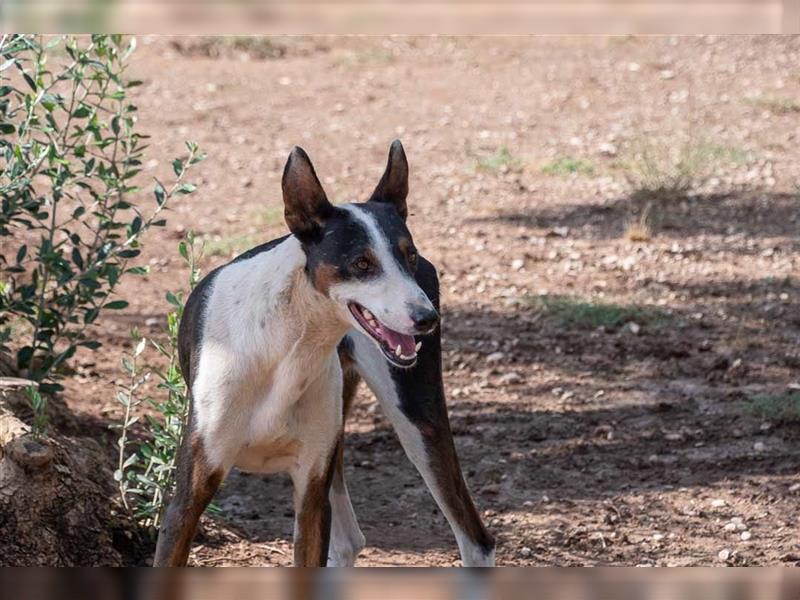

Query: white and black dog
left=153, top=141, right=494, bottom=567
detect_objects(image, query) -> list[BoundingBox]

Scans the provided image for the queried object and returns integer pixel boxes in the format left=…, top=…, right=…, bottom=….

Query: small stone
left=598, top=142, right=618, bottom=156
left=652, top=533, right=665, bottom=541
left=718, top=549, right=731, bottom=561
left=753, top=441, right=766, bottom=452
left=628, top=322, right=641, bottom=335
left=486, top=352, right=505, bottom=364
left=740, top=531, right=752, bottom=541
left=788, top=483, right=800, bottom=492
left=659, top=69, right=675, bottom=80
left=499, top=372, right=523, bottom=385
left=710, top=499, right=726, bottom=508
left=723, top=522, right=737, bottom=532
left=511, top=258, right=525, bottom=271
left=520, top=546, right=532, bottom=558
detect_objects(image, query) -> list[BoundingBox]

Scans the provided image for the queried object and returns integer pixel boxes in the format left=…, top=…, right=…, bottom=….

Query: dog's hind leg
left=348, top=256, right=495, bottom=567
left=327, top=349, right=366, bottom=567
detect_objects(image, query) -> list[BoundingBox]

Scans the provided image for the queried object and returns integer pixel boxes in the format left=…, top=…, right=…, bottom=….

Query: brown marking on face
left=294, top=436, right=340, bottom=566
left=153, top=429, right=225, bottom=566
left=310, top=263, right=342, bottom=296
left=397, top=236, right=417, bottom=268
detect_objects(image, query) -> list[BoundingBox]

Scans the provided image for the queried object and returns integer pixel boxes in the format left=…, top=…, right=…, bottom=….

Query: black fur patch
left=356, top=202, right=418, bottom=277
left=302, top=206, right=380, bottom=292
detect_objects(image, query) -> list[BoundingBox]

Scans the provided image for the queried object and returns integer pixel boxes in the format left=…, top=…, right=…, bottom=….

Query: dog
left=153, top=141, right=494, bottom=567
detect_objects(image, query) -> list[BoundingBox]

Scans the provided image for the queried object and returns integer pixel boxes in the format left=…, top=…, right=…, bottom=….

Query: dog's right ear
left=282, top=146, right=334, bottom=242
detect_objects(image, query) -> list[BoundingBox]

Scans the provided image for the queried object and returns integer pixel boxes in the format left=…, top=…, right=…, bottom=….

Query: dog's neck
left=285, top=267, right=350, bottom=352
left=245, top=236, right=350, bottom=361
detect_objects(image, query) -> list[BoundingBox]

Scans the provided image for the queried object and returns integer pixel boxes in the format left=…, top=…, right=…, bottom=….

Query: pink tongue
left=378, top=324, right=416, bottom=355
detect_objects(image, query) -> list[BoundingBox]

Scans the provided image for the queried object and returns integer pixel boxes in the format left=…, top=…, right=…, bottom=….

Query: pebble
left=487, top=352, right=505, bottom=364
left=710, top=499, right=726, bottom=508
left=520, top=546, right=532, bottom=558
left=598, top=142, right=617, bottom=156
left=628, top=322, right=641, bottom=335
left=499, top=372, right=523, bottom=385
left=511, top=258, right=525, bottom=271
left=788, top=483, right=800, bottom=493
left=740, top=531, right=752, bottom=541
left=753, top=441, right=766, bottom=452
left=718, top=549, right=731, bottom=561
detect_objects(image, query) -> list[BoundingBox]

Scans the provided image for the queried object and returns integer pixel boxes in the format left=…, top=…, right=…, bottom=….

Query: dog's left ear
left=369, top=139, right=408, bottom=220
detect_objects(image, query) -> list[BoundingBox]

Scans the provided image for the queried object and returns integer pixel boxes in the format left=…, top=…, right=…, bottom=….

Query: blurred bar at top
left=1, top=0, right=798, bottom=34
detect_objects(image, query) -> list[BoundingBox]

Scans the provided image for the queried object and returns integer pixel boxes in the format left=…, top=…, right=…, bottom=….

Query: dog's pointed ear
left=282, top=146, right=334, bottom=242
left=369, top=139, right=409, bottom=220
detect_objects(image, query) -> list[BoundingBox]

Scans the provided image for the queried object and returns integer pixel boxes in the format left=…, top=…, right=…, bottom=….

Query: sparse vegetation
left=749, top=96, right=800, bottom=116
left=256, top=204, right=285, bottom=228
left=476, top=146, right=524, bottom=172
left=624, top=202, right=654, bottom=242
left=748, top=392, right=800, bottom=424
left=534, top=295, right=668, bottom=331
left=170, top=37, right=301, bottom=60
left=625, top=140, right=712, bottom=200
left=203, top=233, right=259, bottom=258
left=541, top=157, right=595, bottom=177
left=115, top=233, right=202, bottom=532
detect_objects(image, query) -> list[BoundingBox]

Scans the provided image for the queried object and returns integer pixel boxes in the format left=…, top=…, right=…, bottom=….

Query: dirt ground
left=43, top=35, right=800, bottom=566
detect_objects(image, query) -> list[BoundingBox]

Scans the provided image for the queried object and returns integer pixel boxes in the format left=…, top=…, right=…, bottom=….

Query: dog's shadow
left=205, top=270, right=800, bottom=559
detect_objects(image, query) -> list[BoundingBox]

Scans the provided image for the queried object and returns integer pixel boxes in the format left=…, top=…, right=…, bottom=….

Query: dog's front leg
left=290, top=436, right=340, bottom=567
left=153, top=427, right=227, bottom=566
left=290, top=360, right=343, bottom=567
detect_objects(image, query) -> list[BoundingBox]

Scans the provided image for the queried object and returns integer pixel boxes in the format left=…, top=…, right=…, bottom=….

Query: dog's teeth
left=369, top=319, right=377, bottom=327
left=395, top=345, right=402, bottom=357
left=363, top=308, right=373, bottom=320
left=415, top=341, right=422, bottom=352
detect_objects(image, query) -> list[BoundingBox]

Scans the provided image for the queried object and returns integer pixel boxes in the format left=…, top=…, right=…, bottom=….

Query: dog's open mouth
left=348, top=302, right=420, bottom=368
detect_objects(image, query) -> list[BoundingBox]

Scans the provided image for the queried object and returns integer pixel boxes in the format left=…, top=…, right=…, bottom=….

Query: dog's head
left=282, top=140, right=437, bottom=368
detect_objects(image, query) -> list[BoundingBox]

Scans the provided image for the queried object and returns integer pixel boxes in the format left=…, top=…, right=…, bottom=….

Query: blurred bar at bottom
left=1, top=568, right=799, bottom=600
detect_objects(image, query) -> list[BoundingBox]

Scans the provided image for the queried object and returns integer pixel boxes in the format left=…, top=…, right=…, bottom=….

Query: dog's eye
left=354, top=257, right=371, bottom=271
left=408, top=251, right=418, bottom=267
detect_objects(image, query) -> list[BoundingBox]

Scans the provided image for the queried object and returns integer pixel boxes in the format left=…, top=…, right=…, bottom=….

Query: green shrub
left=0, top=35, right=204, bottom=402
left=541, top=157, right=595, bottom=177
left=476, top=145, right=523, bottom=172
left=534, top=295, right=668, bottom=331
left=748, top=392, right=800, bottom=424
left=115, top=233, right=202, bottom=532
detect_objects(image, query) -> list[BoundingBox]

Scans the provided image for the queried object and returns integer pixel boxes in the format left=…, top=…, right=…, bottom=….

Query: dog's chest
left=231, top=351, right=343, bottom=474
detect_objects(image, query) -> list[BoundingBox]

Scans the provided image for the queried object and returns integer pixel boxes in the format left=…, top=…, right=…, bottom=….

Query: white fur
left=192, top=235, right=346, bottom=481
left=327, top=477, right=366, bottom=566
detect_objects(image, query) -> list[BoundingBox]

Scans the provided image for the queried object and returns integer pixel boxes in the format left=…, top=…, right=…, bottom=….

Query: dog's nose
left=410, top=305, right=439, bottom=333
